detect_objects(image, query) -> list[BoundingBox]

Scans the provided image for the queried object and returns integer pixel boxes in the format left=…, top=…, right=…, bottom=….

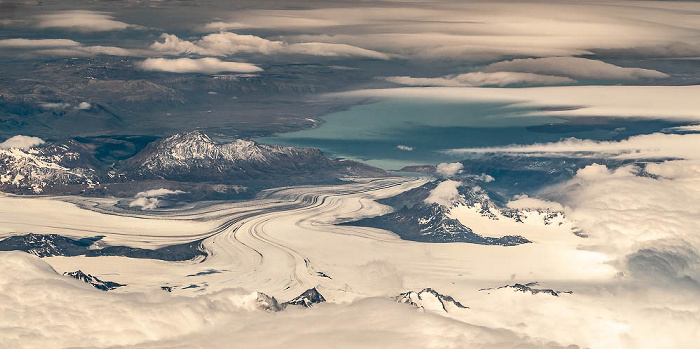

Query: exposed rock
left=64, top=270, right=124, bottom=291
left=479, top=282, right=572, bottom=297
left=0, top=233, right=207, bottom=261
left=282, top=287, right=326, bottom=309
left=395, top=288, right=468, bottom=313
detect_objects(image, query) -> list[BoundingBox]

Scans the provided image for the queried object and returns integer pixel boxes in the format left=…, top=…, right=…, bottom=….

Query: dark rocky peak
left=282, top=287, right=327, bottom=309
left=479, top=282, right=572, bottom=297
left=395, top=288, right=468, bottom=313
left=64, top=270, right=125, bottom=291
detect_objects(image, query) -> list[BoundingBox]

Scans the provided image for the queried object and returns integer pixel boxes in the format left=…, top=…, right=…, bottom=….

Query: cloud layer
left=484, top=57, right=668, bottom=81
left=35, top=11, right=133, bottom=32
left=138, top=57, right=262, bottom=74
left=151, top=32, right=389, bottom=59
left=338, top=86, right=700, bottom=121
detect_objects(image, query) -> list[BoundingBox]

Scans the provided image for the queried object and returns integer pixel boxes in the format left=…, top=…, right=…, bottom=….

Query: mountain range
left=0, top=130, right=386, bottom=197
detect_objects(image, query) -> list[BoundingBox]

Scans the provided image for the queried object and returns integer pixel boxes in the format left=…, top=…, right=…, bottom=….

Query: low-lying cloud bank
left=0, top=252, right=558, bottom=349
left=138, top=57, right=262, bottom=74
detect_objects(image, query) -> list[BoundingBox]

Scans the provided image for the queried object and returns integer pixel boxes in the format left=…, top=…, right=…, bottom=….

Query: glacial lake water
left=256, top=99, right=682, bottom=170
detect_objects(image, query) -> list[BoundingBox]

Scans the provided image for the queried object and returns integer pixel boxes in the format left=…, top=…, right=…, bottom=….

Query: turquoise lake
left=256, top=99, right=680, bottom=169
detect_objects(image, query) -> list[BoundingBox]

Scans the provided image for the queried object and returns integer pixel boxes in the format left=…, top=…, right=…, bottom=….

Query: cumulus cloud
left=386, top=72, right=574, bottom=87
left=396, top=145, right=413, bottom=151
left=424, top=180, right=461, bottom=206
left=137, top=57, right=262, bottom=74
left=550, top=160, right=700, bottom=288
left=35, top=10, right=134, bottom=32
left=435, top=162, right=463, bottom=177
left=129, top=188, right=186, bottom=210
left=0, top=135, right=45, bottom=150
left=76, top=102, right=91, bottom=110
left=484, top=57, right=668, bottom=81
left=337, top=86, right=700, bottom=121
left=150, top=32, right=389, bottom=59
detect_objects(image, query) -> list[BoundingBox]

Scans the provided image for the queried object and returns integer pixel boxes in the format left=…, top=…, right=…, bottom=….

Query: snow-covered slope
left=0, top=141, right=98, bottom=193
left=395, top=288, right=468, bottom=313
left=0, top=131, right=387, bottom=195
left=345, top=180, right=576, bottom=244
left=122, top=130, right=386, bottom=182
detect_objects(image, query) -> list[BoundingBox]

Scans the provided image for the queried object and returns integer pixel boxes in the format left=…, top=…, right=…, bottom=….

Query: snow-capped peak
left=395, top=288, right=468, bottom=313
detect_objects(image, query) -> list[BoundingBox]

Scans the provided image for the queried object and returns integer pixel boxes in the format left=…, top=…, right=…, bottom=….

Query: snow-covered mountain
left=344, top=179, right=575, bottom=245
left=0, top=233, right=206, bottom=261
left=395, top=288, right=468, bottom=313
left=121, top=131, right=386, bottom=182
left=0, top=141, right=99, bottom=193
left=283, top=288, right=327, bottom=308
left=345, top=202, right=530, bottom=245
left=251, top=288, right=326, bottom=312
left=64, top=270, right=125, bottom=291
left=0, top=131, right=387, bottom=195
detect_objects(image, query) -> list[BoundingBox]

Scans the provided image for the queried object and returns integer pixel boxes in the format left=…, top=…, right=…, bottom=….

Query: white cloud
left=130, top=188, right=186, bottom=210
left=551, top=161, right=700, bottom=286
left=663, top=125, right=700, bottom=133
left=33, top=45, right=146, bottom=57
left=446, top=133, right=700, bottom=161
left=470, top=173, right=495, bottom=183
left=507, top=195, right=564, bottom=212
left=0, top=252, right=554, bottom=349
left=240, top=2, right=700, bottom=61
left=35, top=11, right=134, bottom=32
left=0, top=38, right=80, bottom=48
left=0, top=37, right=147, bottom=57
left=454, top=72, right=575, bottom=86
left=435, top=162, right=463, bottom=177
left=285, top=42, right=389, bottom=59
left=484, top=57, right=668, bottom=81
left=39, top=102, right=71, bottom=110
left=396, top=145, right=413, bottom=151
left=135, top=188, right=186, bottom=198
left=385, top=76, right=465, bottom=87
left=424, top=180, right=461, bottom=206
left=386, top=72, right=574, bottom=87
left=137, top=57, right=262, bottom=74
left=150, top=32, right=389, bottom=59
left=76, top=102, right=91, bottom=110
left=336, top=86, right=700, bottom=121
left=0, top=136, right=45, bottom=150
